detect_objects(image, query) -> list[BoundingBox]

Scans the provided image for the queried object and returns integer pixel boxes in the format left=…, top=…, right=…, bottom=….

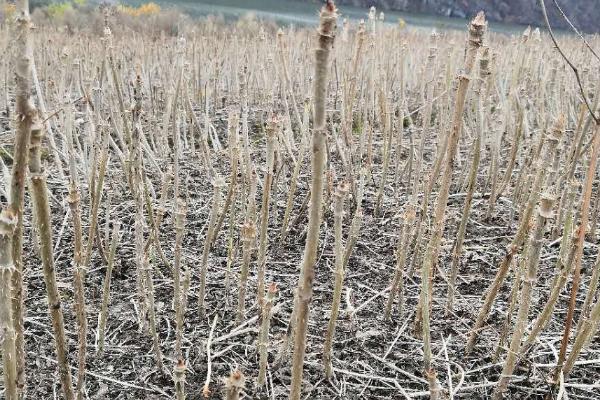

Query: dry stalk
left=144, top=253, right=163, bottom=371
left=174, top=198, right=187, bottom=359
left=82, top=126, right=109, bottom=272
left=65, top=103, right=87, bottom=399
left=223, top=370, right=245, bottom=400
left=29, top=122, right=75, bottom=399
left=237, top=170, right=258, bottom=322
left=496, top=95, right=526, bottom=199
left=520, top=181, right=578, bottom=353
left=554, top=106, right=587, bottom=238
left=276, top=29, right=303, bottom=131
left=342, top=20, right=366, bottom=148
left=484, top=107, right=505, bottom=220
left=174, top=359, right=186, bottom=400
left=97, top=222, right=120, bottom=355
left=406, top=39, right=436, bottom=209
left=341, top=171, right=364, bottom=270
left=211, top=110, right=240, bottom=247
left=132, top=74, right=148, bottom=328
left=258, top=282, right=277, bottom=387
left=493, top=255, right=521, bottom=361
left=280, top=99, right=310, bottom=244
left=289, top=3, right=337, bottom=399
left=198, top=177, right=225, bottom=317
left=11, top=0, right=36, bottom=387
left=202, top=315, right=218, bottom=398
left=144, top=167, right=172, bottom=254
left=577, top=250, right=600, bottom=334
left=323, top=182, right=349, bottom=378
left=374, top=104, right=393, bottom=216
left=466, top=116, right=565, bottom=353
left=384, top=198, right=416, bottom=320
left=554, top=123, right=600, bottom=380
left=418, top=13, right=486, bottom=386
left=493, top=193, right=555, bottom=399
left=257, top=117, right=278, bottom=308
left=564, top=270, right=600, bottom=375
left=447, top=47, right=489, bottom=313
left=0, top=210, right=18, bottom=400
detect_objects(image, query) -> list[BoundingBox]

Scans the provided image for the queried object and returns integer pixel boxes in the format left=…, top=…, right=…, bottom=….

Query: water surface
left=123, top=0, right=525, bottom=34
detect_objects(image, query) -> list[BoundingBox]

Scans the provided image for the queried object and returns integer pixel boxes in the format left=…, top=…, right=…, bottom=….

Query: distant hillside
left=303, top=0, right=599, bottom=33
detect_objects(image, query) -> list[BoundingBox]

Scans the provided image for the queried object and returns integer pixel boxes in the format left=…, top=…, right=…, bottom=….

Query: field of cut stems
left=2, top=0, right=600, bottom=399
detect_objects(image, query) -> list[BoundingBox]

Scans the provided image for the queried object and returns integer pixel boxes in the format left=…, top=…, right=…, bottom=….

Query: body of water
left=123, top=0, right=526, bottom=34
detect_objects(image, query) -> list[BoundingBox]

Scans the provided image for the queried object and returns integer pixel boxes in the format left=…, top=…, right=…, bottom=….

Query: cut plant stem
left=258, top=283, right=277, bottom=387
left=493, top=193, right=555, bottom=399
left=0, top=210, right=19, bottom=400
left=280, top=100, right=310, bottom=244
left=257, top=117, right=278, bottom=309
left=554, top=123, right=600, bottom=381
left=466, top=116, right=565, bottom=353
left=198, top=178, right=224, bottom=317
left=520, top=182, right=577, bottom=354
left=174, top=198, right=187, bottom=359
left=237, top=173, right=258, bottom=323
left=385, top=199, right=416, bottom=320
left=210, top=110, right=240, bottom=247
left=447, top=46, right=488, bottom=313
left=418, top=12, right=486, bottom=390
left=28, top=122, right=75, bottom=400
left=11, top=0, right=36, bottom=389
left=174, top=359, right=186, bottom=400
left=224, top=370, right=245, bottom=400
left=97, top=223, right=120, bottom=355
left=323, top=182, right=349, bottom=378
left=289, top=3, right=337, bottom=399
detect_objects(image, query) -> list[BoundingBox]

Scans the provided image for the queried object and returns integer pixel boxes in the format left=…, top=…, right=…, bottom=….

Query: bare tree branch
left=551, top=0, right=600, bottom=62
left=539, top=0, right=599, bottom=124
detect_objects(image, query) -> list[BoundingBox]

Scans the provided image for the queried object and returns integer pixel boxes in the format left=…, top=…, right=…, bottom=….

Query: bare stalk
left=237, top=170, right=258, bottom=322
left=202, top=315, right=218, bottom=398
left=65, top=102, right=87, bottom=399
left=493, top=255, right=521, bottom=361
left=496, top=96, right=526, bottom=199
left=11, top=0, right=35, bottom=388
left=385, top=199, right=415, bottom=320
left=554, top=123, right=600, bottom=380
left=280, top=100, right=310, bottom=244
left=520, top=182, right=577, bottom=353
left=131, top=75, right=148, bottom=328
left=418, top=13, right=486, bottom=384
left=289, top=3, right=337, bottom=399
left=97, top=223, right=119, bottom=355
left=174, top=198, right=187, bottom=360
left=144, top=253, right=163, bottom=370
left=493, top=193, right=555, bottom=399
left=174, top=359, right=186, bottom=400
left=466, top=116, right=565, bottom=353
left=374, top=105, right=393, bottom=216
left=210, top=110, right=240, bottom=247
left=577, top=251, right=600, bottom=330
left=447, top=47, right=489, bottom=313
left=29, top=122, right=75, bottom=400
left=323, top=183, right=349, bottom=378
left=198, top=178, right=224, bottom=317
left=0, top=210, right=18, bottom=400
left=257, top=117, right=278, bottom=308
left=564, top=276, right=600, bottom=375
left=258, top=283, right=277, bottom=387
left=223, top=370, right=245, bottom=400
